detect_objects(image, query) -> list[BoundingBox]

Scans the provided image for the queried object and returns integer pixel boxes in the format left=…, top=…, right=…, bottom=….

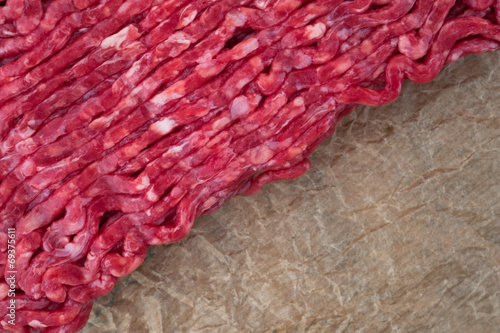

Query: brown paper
left=82, top=51, right=500, bottom=333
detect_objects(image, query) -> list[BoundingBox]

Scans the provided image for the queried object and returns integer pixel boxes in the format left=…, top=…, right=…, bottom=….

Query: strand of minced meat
left=0, top=0, right=499, bottom=331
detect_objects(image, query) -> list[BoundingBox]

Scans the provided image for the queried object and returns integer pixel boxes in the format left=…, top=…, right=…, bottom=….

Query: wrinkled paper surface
left=82, top=52, right=500, bottom=332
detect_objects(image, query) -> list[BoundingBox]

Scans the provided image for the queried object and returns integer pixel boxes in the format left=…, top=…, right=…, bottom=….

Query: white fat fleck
left=335, top=60, right=353, bottom=75
left=29, top=320, right=48, bottom=328
left=18, top=127, right=35, bottom=139
left=198, top=50, right=215, bottom=64
left=213, top=117, right=231, bottom=130
left=314, top=52, right=330, bottom=63
left=101, top=25, right=137, bottom=50
left=0, top=284, right=8, bottom=299
left=450, top=53, right=460, bottom=63
left=202, top=197, right=218, bottom=210
left=237, top=38, right=259, bottom=58
left=180, top=9, right=197, bottom=27
left=2, top=30, right=16, bottom=37
left=1, top=142, right=12, bottom=153
left=125, top=60, right=143, bottom=79
left=226, top=11, right=247, bottom=27
left=230, top=96, right=251, bottom=119
left=89, top=115, right=111, bottom=130
left=167, top=31, right=192, bottom=46
left=254, top=0, right=271, bottom=9
left=15, top=138, right=35, bottom=154
left=197, top=61, right=221, bottom=78
left=250, top=56, right=262, bottom=68
left=136, top=176, right=150, bottom=191
left=398, top=36, right=410, bottom=52
left=170, top=145, right=184, bottom=154
left=62, top=243, right=76, bottom=255
left=251, top=145, right=273, bottom=165
left=274, top=92, right=288, bottom=107
left=305, top=23, right=326, bottom=40
left=361, top=39, right=374, bottom=55
left=293, top=97, right=304, bottom=107
left=268, top=138, right=292, bottom=150
left=152, top=91, right=183, bottom=106
left=304, top=14, right=316, bottom=22
left=146, top=209, right=152, bottom=216
left=294, top=53, right=312, bottom=69
left=338, top=28, right=350, bottom=40
left=150, top=118, right=177, bottom=136
left=152, top=82, right=186, bottom=106
left=146, top=188, right=159, bottom=202
left=103, top=139, right=115, bottom=150
left=20, top=158, right=35, bottom=178
left=317, top=97, right=337, bottom=112
left=287, top=146, right=304, bottom=158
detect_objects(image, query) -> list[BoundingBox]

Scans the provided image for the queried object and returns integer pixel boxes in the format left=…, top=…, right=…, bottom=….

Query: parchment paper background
left=82, top=51, right=500, bottom=333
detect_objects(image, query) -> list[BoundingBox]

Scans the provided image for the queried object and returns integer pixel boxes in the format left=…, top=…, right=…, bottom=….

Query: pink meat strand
left=0, top=0, right=499, bottom=331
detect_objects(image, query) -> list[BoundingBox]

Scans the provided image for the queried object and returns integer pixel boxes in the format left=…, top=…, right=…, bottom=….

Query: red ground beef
left=0, top=0, right=499, bottom=331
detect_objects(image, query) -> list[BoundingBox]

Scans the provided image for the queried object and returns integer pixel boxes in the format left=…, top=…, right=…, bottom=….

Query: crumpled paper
left=82, top=51, right=500, bottom=333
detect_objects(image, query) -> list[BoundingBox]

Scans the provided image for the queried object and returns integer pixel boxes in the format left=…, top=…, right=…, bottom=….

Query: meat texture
left=0, top=0, right=499, bottom=331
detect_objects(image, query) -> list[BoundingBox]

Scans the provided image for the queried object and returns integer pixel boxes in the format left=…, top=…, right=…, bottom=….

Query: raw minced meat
left=0, top=0, right=499, bottom=331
